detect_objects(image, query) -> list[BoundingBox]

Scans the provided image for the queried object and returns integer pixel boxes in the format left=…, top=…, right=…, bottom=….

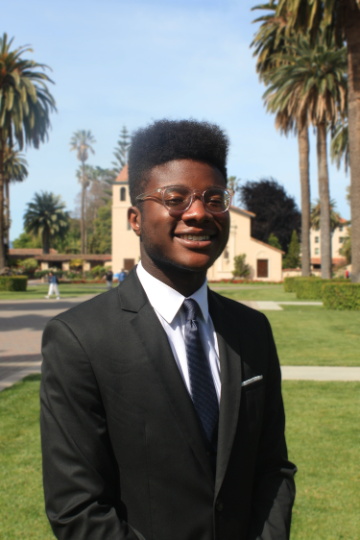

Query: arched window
left=224, top=247, right=229, bottom=260
left=120, top=187, right=126, bottom=201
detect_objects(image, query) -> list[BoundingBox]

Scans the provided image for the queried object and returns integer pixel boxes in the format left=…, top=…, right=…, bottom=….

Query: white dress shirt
left=136, top=262, right=221, bottom=403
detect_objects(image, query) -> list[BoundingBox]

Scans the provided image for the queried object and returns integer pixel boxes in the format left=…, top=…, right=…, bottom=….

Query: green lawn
left=1, top=376, right=359, bottom=539
left=266, top=305, right=360, bottom=366
left=0, top=283, right=110, bottom=300
left=210, top=284, right=299, bottom=302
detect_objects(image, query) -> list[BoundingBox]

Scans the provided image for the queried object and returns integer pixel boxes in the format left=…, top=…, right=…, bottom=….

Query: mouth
left=178, top=234, right=212, bottom=241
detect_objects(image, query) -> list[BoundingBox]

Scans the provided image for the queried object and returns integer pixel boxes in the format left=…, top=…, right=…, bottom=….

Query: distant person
left=104, top=269, right=113, bottom=290
left=45, top=271, right=60, bottom=300
left=345, top=269, right=350, bottom=279
left=118, top=268, right=127, bottom=283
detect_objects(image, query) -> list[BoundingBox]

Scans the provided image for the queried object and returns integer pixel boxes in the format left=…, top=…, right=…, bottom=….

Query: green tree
left=70, top=130, right=96, bottom=253
left=12, top=231, right=42, bottom=249
left=89, top=203, right=112, bottom=254
left=0, top=33, right=56, bottom=269
left=3, top=146, right=28, bottom=248
left=24, top=192, right=69, bottom=254
left=52, top=217, right=81, bottom=254
left=232, top=254, right=251, bottom=278
left=310, top=199, right=342, bottom=232
left=340, top=227, right=351, bottom=264
left=275, top=0, right=360, bottom=281
left=283, top=230, right=301, bottom=268
left=268, top=233, right=282, bottom=250
left=264, top=32, right=347, bottom=279
left=251, top=4, right=312, bottom=277
left=112, top=126, right=130, bottom=176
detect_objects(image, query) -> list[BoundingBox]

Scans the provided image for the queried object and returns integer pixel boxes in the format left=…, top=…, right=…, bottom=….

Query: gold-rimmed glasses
left=136, top=185, right=234, bottom=216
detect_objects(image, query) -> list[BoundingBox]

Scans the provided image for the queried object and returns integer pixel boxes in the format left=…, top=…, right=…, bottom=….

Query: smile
left=178, top=234, right=211, bottom=241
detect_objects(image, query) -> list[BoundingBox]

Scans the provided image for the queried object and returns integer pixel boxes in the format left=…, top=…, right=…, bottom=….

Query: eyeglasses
left=136, top=185, right=234, bottom=216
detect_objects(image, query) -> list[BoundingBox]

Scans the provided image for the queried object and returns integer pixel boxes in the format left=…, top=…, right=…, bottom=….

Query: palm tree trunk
left=316, top=123, right=332, bottom=279
left=298, top=125, right=311, bottom=276
left=5, top=179, right=10, bottom=249
left=0, top=146, right=5, bottom=270
left=344, top=2, right=360, bottom=282
left=81, top=161, right=85, bottom=254
left=42, top=227, right=50, bottom=254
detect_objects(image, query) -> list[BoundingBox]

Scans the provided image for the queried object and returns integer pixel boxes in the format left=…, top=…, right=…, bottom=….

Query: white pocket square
left=241, top=375, right=263, bottom=387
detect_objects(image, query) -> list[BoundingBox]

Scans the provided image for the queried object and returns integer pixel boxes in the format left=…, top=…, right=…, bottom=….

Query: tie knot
left=183, top=298, right=199, bottom=323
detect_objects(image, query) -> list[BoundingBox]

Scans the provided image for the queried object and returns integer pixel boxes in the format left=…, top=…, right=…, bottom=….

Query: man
left=104, top=268, right=114, bottom=290
left=41, top=119, right=296, bottom=540
left=45, top=271, right=61, bottom=300
left=118, top=268, right=127, bottom=283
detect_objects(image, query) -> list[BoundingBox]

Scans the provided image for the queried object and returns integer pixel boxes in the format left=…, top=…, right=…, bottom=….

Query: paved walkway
left=1, top=296, right=359, bottom=392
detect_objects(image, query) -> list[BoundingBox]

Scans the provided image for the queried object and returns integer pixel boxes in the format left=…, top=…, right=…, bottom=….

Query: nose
left=182, top=194, right=213, bottom=222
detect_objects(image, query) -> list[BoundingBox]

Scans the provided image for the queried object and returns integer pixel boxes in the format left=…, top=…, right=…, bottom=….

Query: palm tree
left=24, top=192, right=69, bottom=254
left=275, top=0, right=360, bottom=281
left=0, top=33, right=56, bottom=269
left=251, top=4, right=312, bottom=277
left=3, top=146, right=28, bottom=248
left=331, top=120, right=349, bottom=172
left=263, top=34, right=347, bottom=278
left=70, top=130, right=96, bottom=253
left=311, top=199, right=342, bottom=232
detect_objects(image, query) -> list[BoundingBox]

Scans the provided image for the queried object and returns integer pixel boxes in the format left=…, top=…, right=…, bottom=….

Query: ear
left=128, top=206, right=142, bottom=237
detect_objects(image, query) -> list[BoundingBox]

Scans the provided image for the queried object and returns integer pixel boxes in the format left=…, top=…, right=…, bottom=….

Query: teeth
left=179, top=235, right=210, bottom=241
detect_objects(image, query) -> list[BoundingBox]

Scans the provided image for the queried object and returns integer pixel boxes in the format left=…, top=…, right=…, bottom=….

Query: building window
left=315, top=248, right=319, bottom=255
left=223, top=247, right=229, bottom=260
left=339, top=226, right=343, bottom=232
left=120, top=187, right=126, bottom=201
left=315, top=236, right=319, bottom=243
left=127, top=218, right=131, bottom=231
left=339, top=237, right=344, bottom=244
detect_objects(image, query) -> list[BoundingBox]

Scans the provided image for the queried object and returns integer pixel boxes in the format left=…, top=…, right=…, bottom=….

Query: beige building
left=112, top=166, right=283, bottom=281
left=310, top=218, right=348, bottom=267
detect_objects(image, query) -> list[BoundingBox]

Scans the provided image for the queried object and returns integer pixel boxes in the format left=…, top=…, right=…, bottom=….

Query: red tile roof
left=115, top=164, right=128, bottom=183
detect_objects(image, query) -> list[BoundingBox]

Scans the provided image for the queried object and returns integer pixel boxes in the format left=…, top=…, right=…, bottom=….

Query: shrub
left=296, top=278, right=343, bottom=300
left=284, top=276, right=320, bottom=293
left=21, top=258, right=39, bottom=273
left=232, top=254, right=250, bottom=278
left=91, top=265, right=106, bottom=278
left=0, top=276, right=28, bottom=291
left=323, top=283, right=360, bottom=310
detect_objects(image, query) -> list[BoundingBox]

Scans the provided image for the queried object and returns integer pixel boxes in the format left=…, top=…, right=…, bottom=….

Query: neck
left=140, top=257, right=207, bottom=297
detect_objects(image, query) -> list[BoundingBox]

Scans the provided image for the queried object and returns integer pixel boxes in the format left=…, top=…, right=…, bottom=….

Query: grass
left=0, top=376, right=359, bottom=539
left=215, top=288, right=360, bottom=367
left=266, top=305, right=360, bottom=367
left=210, top=284, right=298, bottom=302
left=0, top=283, right=110, bottom=300
left=283, top=381, right=360, bottom=540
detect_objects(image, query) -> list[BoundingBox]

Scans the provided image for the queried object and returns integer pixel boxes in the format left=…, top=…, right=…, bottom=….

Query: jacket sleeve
left=40, top=319, right=146, bottom=540
left=247, top=315, right=297, bottom=540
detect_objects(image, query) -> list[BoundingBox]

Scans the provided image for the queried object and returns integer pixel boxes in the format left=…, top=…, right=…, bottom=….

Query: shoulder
left=208, top=288, right=267, bottom=324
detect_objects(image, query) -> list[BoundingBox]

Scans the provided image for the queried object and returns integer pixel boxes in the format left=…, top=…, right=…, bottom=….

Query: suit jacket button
left=215, top=499, right=224, bottom=512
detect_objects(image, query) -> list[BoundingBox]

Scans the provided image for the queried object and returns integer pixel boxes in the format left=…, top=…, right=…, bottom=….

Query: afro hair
left=128, top=119, right=229, bottom=204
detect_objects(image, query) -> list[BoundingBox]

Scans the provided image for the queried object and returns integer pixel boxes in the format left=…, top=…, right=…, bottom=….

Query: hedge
left=323, top=283, right=360, bottom=310
left=284, top=276, right=321, bottom=293
left=0, top=276, right=28, bottom=291
left=295, top=278, right=342, bottom=300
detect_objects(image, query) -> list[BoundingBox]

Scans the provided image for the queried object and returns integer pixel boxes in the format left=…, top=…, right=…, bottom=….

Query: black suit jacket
left=40, top=269, right=296, bottom=540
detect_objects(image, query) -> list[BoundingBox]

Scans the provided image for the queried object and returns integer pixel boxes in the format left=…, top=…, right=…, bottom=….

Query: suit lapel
left=118, top=270, right=214, bottom=485
left=208, top=290, right=242, bottom=498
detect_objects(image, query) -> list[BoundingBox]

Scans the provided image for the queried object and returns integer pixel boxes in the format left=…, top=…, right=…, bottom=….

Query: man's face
left=131, top=159, right=230, bottom=275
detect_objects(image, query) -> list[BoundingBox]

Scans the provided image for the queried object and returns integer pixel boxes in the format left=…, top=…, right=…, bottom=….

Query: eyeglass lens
left=163, top=186, right=231, bottom=214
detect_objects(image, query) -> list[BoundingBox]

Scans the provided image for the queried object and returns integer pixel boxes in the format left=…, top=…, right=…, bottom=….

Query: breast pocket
left=242, top=381, right=265, bottom=433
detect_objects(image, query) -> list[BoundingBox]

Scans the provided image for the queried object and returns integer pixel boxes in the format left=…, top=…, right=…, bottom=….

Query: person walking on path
left=45, top=271, right=61, bottom=300
left=104, top=269, right=113, bottom=290
left=118, top=268, right=127, bottom=283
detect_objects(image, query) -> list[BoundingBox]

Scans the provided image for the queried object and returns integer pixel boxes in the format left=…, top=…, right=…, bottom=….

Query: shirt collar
left=136, top=261, right=209, bottom=324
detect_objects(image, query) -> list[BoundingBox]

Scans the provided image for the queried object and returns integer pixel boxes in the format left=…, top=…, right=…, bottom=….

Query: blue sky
left=3, top=0, right=350, bottom=241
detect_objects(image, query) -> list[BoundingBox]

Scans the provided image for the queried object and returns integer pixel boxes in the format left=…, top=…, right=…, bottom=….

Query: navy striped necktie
left=182, top=298, right=219, bottom=452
